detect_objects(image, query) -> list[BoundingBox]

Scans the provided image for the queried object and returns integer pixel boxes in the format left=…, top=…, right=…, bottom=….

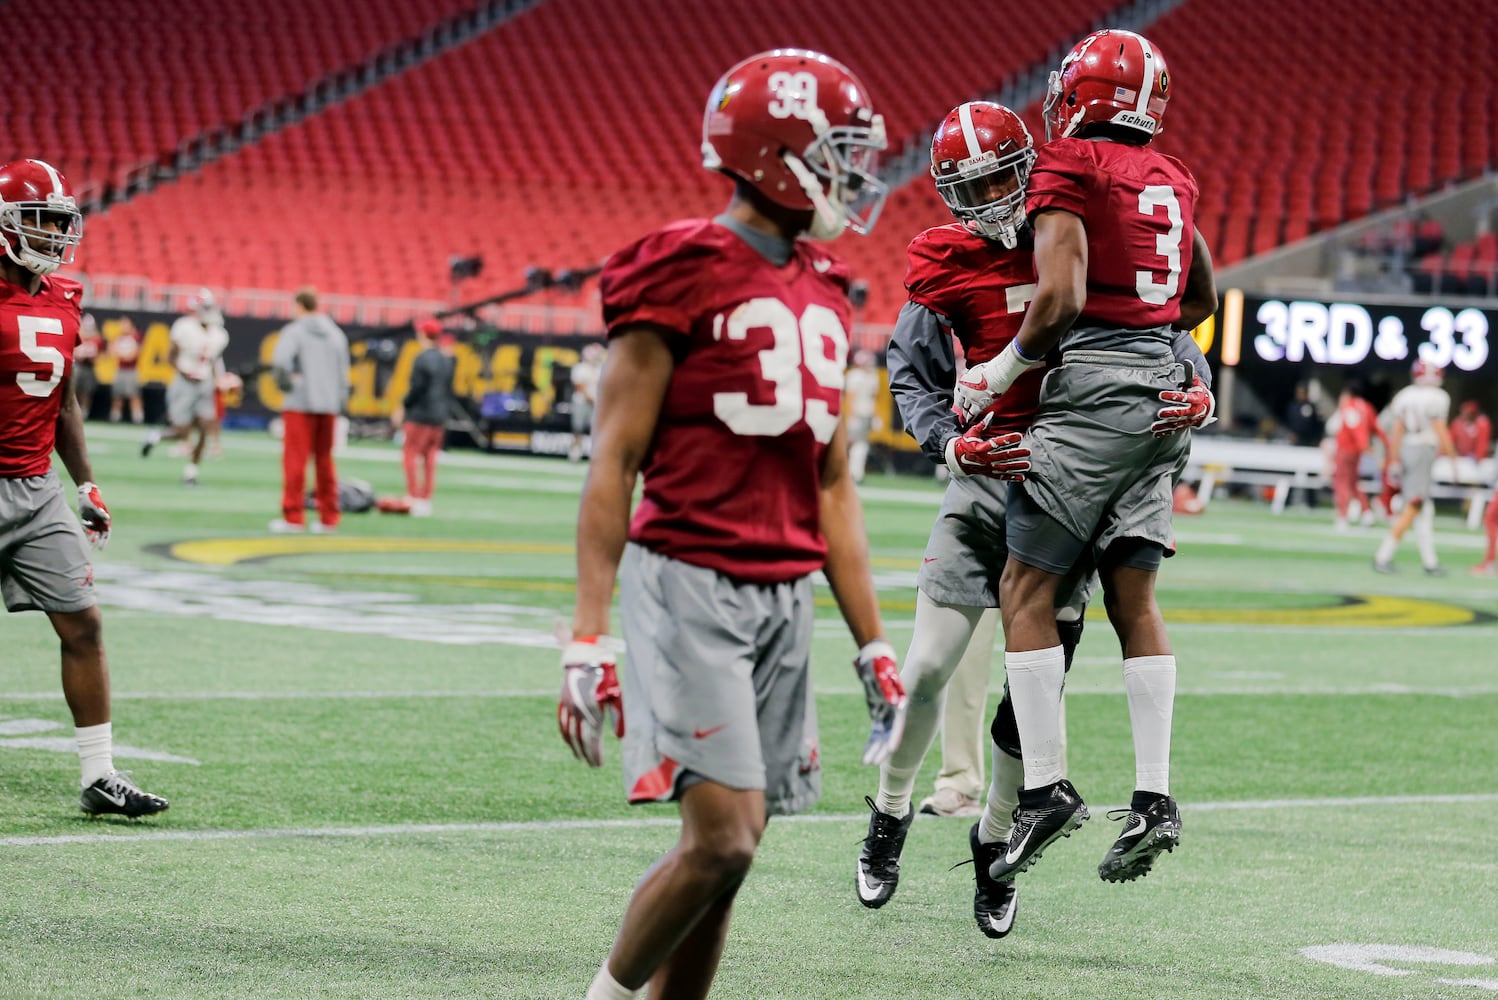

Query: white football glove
left=953, top=341, right=1044, bottom=424
left=557, top=636, right=624, bottom=768
left=853, top=639, right=907, bottom=766
left=76, top=482, right=111, bottom=549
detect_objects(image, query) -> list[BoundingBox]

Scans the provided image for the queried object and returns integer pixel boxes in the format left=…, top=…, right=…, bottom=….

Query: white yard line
left=4, top=792, right=1496, bottom=849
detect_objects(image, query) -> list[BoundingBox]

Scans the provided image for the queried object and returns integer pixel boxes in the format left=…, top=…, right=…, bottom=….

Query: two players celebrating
left=558, top=29, right=1214, bottom=999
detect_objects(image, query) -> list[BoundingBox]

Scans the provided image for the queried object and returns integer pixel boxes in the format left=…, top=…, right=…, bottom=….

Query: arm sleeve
left=886, top=301, right=960, bottom=465
left=1168, top=329, right=1213, bottom=391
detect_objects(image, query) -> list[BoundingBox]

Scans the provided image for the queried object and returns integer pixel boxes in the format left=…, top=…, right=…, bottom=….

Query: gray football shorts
left=1400, top=441, right=1438, bottom=501
left=919, top=475, right=1093, bottom=614
left=618, top=542, right=820, bottom=816
left=112, top=368, right=140, bottom=400
left=0, top=471, right=96, bottom=614
left=570, top=398, right=594, bottom=435
left=166, top=374, right=216, bottom=426
left=1008, top=350, right=1189, bottom=575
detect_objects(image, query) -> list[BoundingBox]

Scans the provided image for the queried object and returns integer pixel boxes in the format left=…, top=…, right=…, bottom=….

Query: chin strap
left=782, top=152, right=845, bottom=240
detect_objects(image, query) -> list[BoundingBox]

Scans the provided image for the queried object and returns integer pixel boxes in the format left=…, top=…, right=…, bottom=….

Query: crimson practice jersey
left=0, top=275, right=83, bottom=478
left=904, top=223, right=1043, bottom=436
left=1026, top=137, right=1198, bottom=332
left=600, top=219, right=854, bottom=584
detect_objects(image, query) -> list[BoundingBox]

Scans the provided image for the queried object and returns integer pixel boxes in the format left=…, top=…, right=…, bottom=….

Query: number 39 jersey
left=600, top=218, right=854, bottom=585
left=1025, top=137, right=1198, bottom=335
left=0, top=275, right=83, bottom=479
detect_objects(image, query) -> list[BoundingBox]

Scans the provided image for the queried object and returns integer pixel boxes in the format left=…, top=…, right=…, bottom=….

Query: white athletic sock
left=585, top=963, right=639, bottom=1000
left=876, top=594, right=987, bottom=818
left=1415, top=503, right=1438, bottom=569
left=979, top=745, right=1024, bottom=844
left=76, top=722, right=113, bottom=788
left=1004, top=645, right=1066, bottom=789
left=1123, top=655, right=1176, bottom=795
left=1375, top=534, right=1398, bottom=565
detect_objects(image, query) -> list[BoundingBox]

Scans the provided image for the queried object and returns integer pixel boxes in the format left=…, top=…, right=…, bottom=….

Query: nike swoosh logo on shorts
left=693, top=724, right=728, bottom=739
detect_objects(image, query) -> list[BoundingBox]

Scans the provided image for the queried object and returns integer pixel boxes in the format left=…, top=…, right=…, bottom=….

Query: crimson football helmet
left=1412, top=359, right=1445, bottom=385
left=930, top=102, right=1036, bottom=249
left=0, top=159, right=83, bottom=276
left=702, top=49, right=888, bottom=240
left=1043, top=29, right=1171, bottom=143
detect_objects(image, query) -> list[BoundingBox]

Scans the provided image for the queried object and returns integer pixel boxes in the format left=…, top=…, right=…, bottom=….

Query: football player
left=857, top=102, right=1213, bottom=935
left=0, top=159, right=168, bottom=818
left=558, top=50, right=922, bottom=1000
left=956, top=29, right=1219, bottom=886
left=1374, top=361, right=1458, bottom=574
left=140, top=287, right=229, bottom=486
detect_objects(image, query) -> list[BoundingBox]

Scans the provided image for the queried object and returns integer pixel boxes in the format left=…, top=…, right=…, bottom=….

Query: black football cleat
left=856, top=795, right=913, bottom=908
left=80, top=771, right=169, bottom=818
left=987, top=778, right=1088, bottom=883
left=1099, top=792, right=1181, bottom=883
left=968, top=824, right=1019, bottom=939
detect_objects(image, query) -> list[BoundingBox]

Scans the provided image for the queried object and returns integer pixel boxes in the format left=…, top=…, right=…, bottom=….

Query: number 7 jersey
left=0, top=275, right=83, bottom=479
left=1025, top=136, right=1198, bottom=334
left=599, top=218, right=854, bottom=585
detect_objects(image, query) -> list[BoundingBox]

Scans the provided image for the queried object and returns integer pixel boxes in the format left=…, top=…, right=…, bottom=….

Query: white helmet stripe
left=1134, top=35, right=1155, bottom=113
left=32, top=159, right=65, bottom=196
left=958, top=102, right=983, bottom=160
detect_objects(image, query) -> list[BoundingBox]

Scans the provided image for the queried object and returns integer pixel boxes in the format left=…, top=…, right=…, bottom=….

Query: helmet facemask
left=935, top=144, right=1036, bottom=248
left=784, top=116, right=888, bottom=241
left=1, top=198, right=82, bottom=276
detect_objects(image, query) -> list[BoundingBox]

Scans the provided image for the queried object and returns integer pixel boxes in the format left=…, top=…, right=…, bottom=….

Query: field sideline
left=2, top=425, right=1496, bottom=999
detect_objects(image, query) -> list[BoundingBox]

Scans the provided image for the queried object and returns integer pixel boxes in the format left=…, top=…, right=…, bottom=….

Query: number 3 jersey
left=0, top=275, right=83, bottom=479
left=599, top=218, right=855, bottom=585
left=1026, top=136, right=1198, bottom=349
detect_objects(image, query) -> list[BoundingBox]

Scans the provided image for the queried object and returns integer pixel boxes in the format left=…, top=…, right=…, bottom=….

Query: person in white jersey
left=142, top=288, right=229, bottom=485
left=1374, top=360, right=1458, bottom=575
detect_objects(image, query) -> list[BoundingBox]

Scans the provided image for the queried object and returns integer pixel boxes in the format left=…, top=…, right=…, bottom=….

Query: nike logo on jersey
left=63, top=290, right=76, bottom=300
left=812, top=259, right=833, bottom=273
left=923, top=557, right=938, bottom=564
left=693, top=724, right=728, bottom=740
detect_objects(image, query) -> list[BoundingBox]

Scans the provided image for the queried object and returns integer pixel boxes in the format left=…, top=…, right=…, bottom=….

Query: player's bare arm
left=954, top=209, right=1086, bottom=420
left=53, top=366, right=96, bottom=486
left=1014, top=210, right=1087, bottom=360
left=1175, top=229, right=1218, bottom=332
left=570, top=325, right=674, bottom=638
left=819, top=421, right=907, bottom=764
left=1435, top=418, right=1459, bottom=462
left=818, top=420, right=884, bottom=647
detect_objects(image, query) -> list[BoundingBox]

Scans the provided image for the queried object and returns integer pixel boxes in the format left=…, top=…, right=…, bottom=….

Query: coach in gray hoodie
left=269, top=287, right=351, bottom=533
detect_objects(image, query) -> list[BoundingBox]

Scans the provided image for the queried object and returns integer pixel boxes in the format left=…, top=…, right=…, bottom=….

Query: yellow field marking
left=167, top=537, right=572, bottom=566
left=165, top=540, right=1486, bottom=628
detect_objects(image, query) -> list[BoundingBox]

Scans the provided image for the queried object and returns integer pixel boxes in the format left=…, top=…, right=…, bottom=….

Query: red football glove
left=76, top=482, right=111, bottom=549
left=1151, top=376, right=1216, bottom=437
left=853, top=639, right=907, bottom=766
left=944, top=414, right=1030, bottom=481
left=557, top=636, right=624, bottom=768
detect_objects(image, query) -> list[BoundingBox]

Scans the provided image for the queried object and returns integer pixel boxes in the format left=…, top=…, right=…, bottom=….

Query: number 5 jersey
left=599, top=217, right=855, bottom=585
left=0, top=274, right=84, bottom=479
